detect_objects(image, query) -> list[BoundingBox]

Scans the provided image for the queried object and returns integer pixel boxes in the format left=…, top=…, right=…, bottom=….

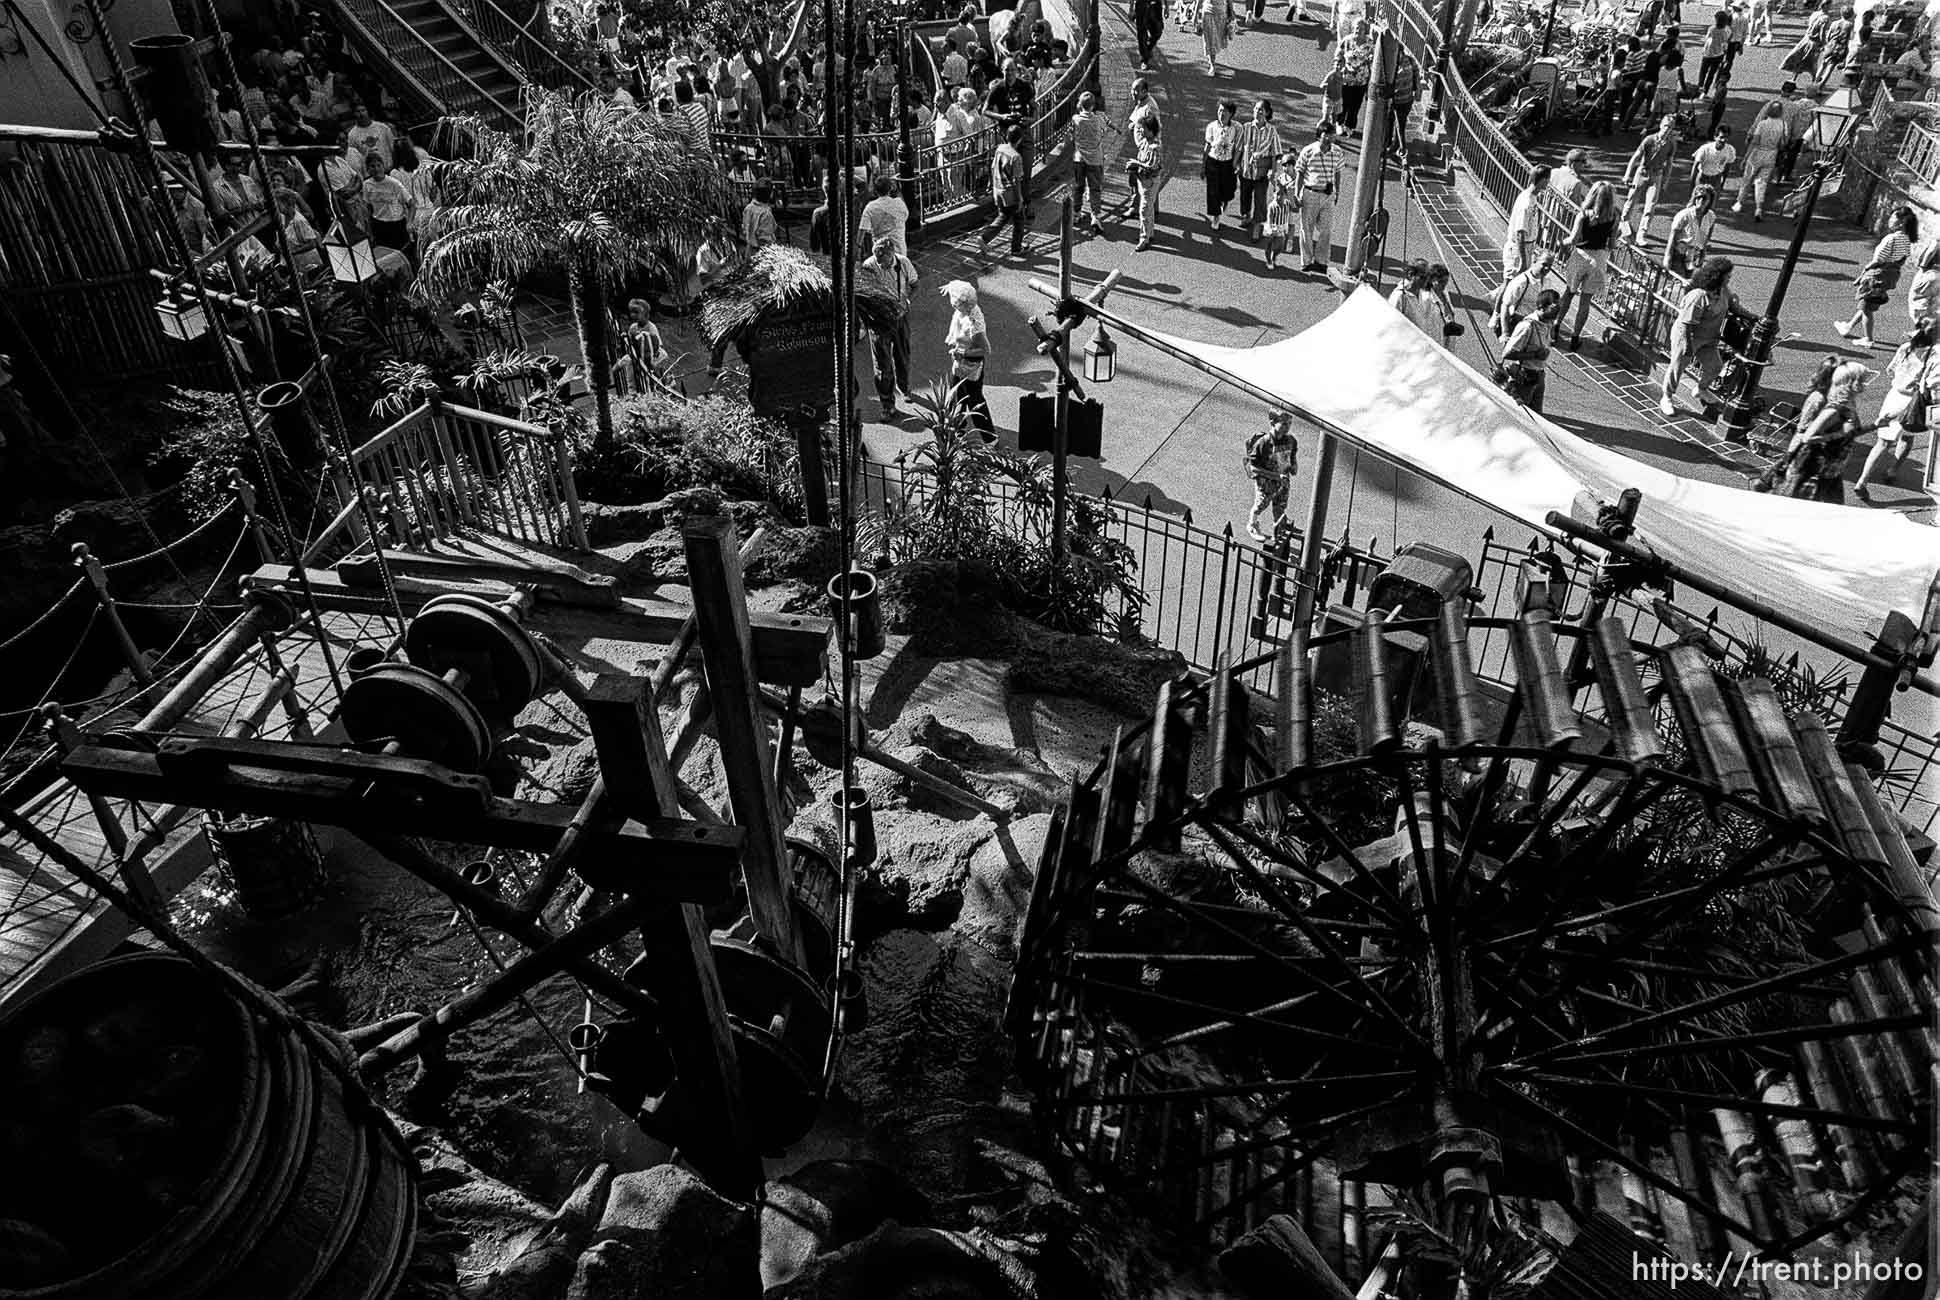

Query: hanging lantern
left=323, top=223, right=380, bottom=283
left=1083, top=323, right=1117, bottom=384
left=154, top=284, right=209, bottom=341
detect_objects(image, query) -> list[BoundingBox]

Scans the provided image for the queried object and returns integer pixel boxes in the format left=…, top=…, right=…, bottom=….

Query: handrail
left=466, top=0, right=593, bottom=91
left=350, top=405, right=432, bottom=462
left=329, top=0, right=523, bottom=125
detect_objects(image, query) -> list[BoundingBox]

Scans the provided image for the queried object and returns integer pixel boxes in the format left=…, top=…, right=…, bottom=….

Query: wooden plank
left=243, top=565, right=830, bottom=686
left=681, top=514, right=800, bottom=969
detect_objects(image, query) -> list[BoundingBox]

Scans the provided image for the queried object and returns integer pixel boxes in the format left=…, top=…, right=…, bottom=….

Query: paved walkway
left=1505, top=2, right=1935, bottom=515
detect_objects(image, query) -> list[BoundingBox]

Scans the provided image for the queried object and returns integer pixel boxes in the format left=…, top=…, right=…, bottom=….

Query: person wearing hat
left=1243, top=410, right=1300, bottom=542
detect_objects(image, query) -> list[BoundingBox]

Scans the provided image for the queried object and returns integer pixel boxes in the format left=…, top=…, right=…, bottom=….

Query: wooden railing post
left=41, top=703, right=158, bottom=909
left=552, top=428, right=590, bottom=550
left=72, top=543, right=154, bottom=686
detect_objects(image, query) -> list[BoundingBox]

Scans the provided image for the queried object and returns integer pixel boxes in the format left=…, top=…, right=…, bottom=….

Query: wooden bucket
left=0, top=953, right=416, bottom=1299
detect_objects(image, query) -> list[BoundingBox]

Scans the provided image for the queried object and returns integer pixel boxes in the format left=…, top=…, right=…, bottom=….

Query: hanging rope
left=99, top=498, right=239, bottom=571
left=0, top=581, right=87, bottom=655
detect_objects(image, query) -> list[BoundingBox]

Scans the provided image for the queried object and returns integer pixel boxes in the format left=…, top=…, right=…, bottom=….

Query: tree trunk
left=569, top=258, right=617, bottom=457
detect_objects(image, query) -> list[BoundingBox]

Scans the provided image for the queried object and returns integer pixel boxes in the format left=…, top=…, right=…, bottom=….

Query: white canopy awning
left=1145, top=288, right=1940, bottom=646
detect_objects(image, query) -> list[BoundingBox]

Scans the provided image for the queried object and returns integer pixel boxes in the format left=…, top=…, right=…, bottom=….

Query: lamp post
left=1717, top=97, right=1854, bottom=442
left=895, top=18, right=921, bottom=233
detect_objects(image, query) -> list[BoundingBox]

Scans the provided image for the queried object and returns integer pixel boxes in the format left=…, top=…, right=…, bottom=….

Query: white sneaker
left=1658, top=395, right=1677, bottom=417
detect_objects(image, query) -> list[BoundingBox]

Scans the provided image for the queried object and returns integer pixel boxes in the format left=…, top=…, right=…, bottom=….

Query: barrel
left=786, top=836, right=841, bottom=977
left=0, top=953, right=416, bottom=1299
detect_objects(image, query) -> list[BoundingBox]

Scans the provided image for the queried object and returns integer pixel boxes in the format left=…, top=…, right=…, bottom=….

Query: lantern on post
left=1810, top=86, right=1859, bottom=155
left=154, top=282, right=209, bottom=341
left=1082, top=323, right=1117, bottom=384
left=323, top=224, right=380, bottom=284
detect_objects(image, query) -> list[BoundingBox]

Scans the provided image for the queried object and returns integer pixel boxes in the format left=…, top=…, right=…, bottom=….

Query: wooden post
left=229, top=470, right=276, bottom=564
left=553, top=429, right=591, bottom=549
left=789, top=409, right=832, bottom=527
left=581, top=670, right=764, bottom=1201
left=682, top=513, right=802, bottom=968
left=72, top=544, right=154, bottom=685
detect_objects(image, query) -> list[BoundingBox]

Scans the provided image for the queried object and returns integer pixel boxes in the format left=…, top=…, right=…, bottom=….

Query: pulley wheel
left=405, top=594, right=543, bottom=719
left=340, top=663, right=493, bottom=772
left=708, top=936, right=832, bottom=1150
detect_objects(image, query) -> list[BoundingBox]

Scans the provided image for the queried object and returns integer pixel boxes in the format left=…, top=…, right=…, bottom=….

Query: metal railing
left=326, top=0, right=523, bottom=125
left=706, top=46, right=1094, bottom=222
left=462, top=0, right=593, bottom=92
left=1897, top=119, right=1940, bottom=188
left=345, top=400, right=590, bottom=551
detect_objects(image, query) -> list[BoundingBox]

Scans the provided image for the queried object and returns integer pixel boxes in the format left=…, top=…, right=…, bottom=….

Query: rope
left=0, top=607, right=99, bottom=768
left=100, top=499, right=240, bottom=571
left=454, top=905, right=593, bottom=1084
left=0, top=580, right=87, bottom=654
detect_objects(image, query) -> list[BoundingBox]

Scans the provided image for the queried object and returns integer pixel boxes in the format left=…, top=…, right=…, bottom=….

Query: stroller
left=1504, top=85, right=1549, bottom=145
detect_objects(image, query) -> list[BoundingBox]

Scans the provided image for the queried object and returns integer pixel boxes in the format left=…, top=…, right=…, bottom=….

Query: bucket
left=0, top=953, right=416, bottom=1299
left=204, top=814, right=328, bottom=920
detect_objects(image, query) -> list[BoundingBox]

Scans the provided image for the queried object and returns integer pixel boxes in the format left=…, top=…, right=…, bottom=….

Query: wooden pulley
left=340, top=662, right=494, bottom=772
left=706, top=934, right=834, bottom=1150
left=405, top=591, right=543, bottom=720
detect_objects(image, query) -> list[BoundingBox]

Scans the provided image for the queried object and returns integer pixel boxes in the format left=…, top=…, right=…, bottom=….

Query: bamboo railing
left=0, top=140, right=219, bottom=384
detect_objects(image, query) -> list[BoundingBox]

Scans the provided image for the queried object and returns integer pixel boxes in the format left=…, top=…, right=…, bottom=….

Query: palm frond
left=699, top=244, right=900, bottom=347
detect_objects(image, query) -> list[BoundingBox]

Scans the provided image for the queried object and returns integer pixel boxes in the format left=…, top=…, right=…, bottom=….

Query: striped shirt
left=1295, top=140, right=1344, bottom=191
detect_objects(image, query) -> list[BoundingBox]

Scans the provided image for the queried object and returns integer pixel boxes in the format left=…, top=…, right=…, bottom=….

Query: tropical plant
left=415, top=91, right=736, bottom=456
left=859, top=383, right=1146, bottom=636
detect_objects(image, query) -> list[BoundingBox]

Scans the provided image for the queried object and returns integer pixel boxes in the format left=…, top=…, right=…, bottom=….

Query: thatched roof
left=700, top=244, right=901, bottom=347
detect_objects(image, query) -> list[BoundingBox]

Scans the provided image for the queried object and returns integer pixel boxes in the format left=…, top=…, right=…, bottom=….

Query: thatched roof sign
left=700, top=244, right=898, bottom=420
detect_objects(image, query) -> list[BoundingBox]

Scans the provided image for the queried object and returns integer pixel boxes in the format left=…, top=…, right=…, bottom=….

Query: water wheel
left=1007, top=600, right=1935, bottom=1293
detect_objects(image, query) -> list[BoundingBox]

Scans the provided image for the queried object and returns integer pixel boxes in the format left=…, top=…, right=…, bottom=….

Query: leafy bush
left=860, top=383, right=1145, bottom=637
left=574, top=390, right=804, bottom=514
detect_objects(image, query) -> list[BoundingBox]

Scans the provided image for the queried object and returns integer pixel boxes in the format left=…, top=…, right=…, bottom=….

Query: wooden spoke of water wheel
left=1007, top=609, right=1935, bottom=1283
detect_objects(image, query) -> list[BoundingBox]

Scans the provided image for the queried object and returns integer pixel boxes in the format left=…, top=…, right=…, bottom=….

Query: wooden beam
left=682, top=514, right=800, bottom=968
left=60, top=742, right=739, bottom=901
left=241, top=563, right=830, bottom=686
left=582, top=668, right=763, bottom=1200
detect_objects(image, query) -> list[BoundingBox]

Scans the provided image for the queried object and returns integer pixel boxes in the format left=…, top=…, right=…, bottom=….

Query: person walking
left=1753, top=354, right=1839, bottom=490
left=1557, top=180, right=1618, bottom=349
left=857, top=233, right=918, bottom=421
left=983, top=59, right=1037, bottom=215
left=1068, top=91, right=1116, bottom=233
left=1838, top=206, right=1920, bottom=347
left=1127, top=78, right=1164, bottom=141
left=1621, top=116, right=1679, bottom=249
left=1389, top=52, right=1421, bottom=154
left=1855, top=318, right=1935, bottom=500
left=1202, top=101, right=1240, bottom=230
left=1294, top=119, right=1345, bottom=273
left=1698, top=10, right=1731, bottom=91
left=1389, top=260, right=1442, bottom=333
left=1616, top=36, right=1651, bottom=128
left=1243, top=410, right=1300, bottom=541
left=1263, top=149, right=1298, bottom=267
left=1661, top=255, right=1752, bottom=416
left=1907, top=241, right=1940, bottom=324
left=1135, top=0, right=1165, bottom=71
left=859, top=173, right=910, bottom=259
left=1235, top=99, right=1282, bottom=242
left=942, top=279, right=995, bottom=440
left=1776, top=81, right=1814, bottom=183
left=1551, top=147, right=1591, bottom=206
left=1500, top=289, right=1561, bottom=412
left=1202, top=0, right=1233, bottom=72
left=1493, top=250, right=1554, bottom=337
left=1725, top=0, right=1750, bottom=73
left=1130, top=114, right=1165, bottom=250
left=1503, top=164, right=1552, bottom=282
left=1664, top=185, right=1718, bottom=276
left=1736, top=101, right=1787, bottom=220
left=1690, top=125, right=1737, bottom=202
left=1334, top=17, right=1374, bottom=133
left=980, top=125, right=1028, bottom=256
left=1784, top=361, right=1871, bottom=500
left=362, top=153, right=415, bottom=255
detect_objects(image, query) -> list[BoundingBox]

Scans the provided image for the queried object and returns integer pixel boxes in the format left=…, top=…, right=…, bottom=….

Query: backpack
left=1244, top=430, right=1281, bottom=474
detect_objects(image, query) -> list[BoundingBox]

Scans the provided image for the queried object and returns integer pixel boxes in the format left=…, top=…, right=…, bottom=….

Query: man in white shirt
left=941, top=37, right=970, bottom=88
left=1690, top=126, right=1737, bottom=191
left=858, top=174, right=910, bottom=258
left=1550, top=148, right=1590, bottom=206
left=1503, top=164, right=1551, bottom=281
left=599, top=70, right=636, bottom=109
left=1492, top=251, right=1554, bottom=336
left=345, top=104, right=397, bottom=171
